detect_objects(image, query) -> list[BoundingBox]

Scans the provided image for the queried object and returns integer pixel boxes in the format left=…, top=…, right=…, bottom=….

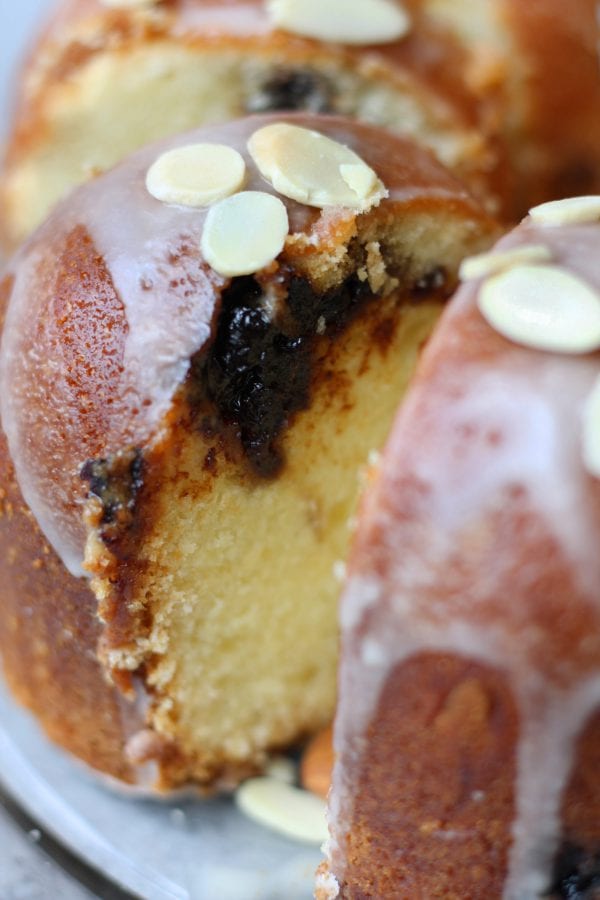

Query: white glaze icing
left=326, top=220, right=600, bottom=898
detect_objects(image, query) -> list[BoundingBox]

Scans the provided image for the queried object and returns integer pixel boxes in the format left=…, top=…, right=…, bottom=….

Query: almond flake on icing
left=146, top=144, right=246, bottom=208
left=267, top=0, right=411, bottom=45
left=236, top=777, right=329, bottom=844
left=478, top=264, right=600, bottom=354
left=582, top=376, right=600, bottom=478
left=201, top=191, right=289, bottom=277
left=529, top=196, right=600, bottom=227
left=460, top=245, right=552, bottom=282
left=247, top=123, right=387, bottom=211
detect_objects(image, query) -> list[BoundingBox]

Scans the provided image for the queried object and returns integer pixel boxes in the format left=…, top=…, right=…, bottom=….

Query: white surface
left=0, top=5, right=320, bottom=898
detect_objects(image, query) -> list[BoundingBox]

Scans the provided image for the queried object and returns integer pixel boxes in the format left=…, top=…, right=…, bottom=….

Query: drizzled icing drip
left=506, top=677, right=600, bottom=900
left=326, top=220, right=600, bottom=898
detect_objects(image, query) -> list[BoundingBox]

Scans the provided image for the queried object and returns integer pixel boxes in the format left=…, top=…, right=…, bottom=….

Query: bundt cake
left=0, top=113, right=498, bottom=789
left=415, top=0, right=600, bottom=211
left=319, top=197, right=600, bottom=898
left=0, top=0, right=509, bottom=248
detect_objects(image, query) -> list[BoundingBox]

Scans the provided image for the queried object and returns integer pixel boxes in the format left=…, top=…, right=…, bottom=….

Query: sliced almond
left=460, top=244, right=552, bottom=282
left=583, top=377, right=600, bottom=479
left=248, top=123, right=387, bottom=211
left=529, top=196, right=600, bottom=227
left=267, top=0, right=411, bottom=45
left=478, top=264, right=600, bottom=354
left=236, top=777, right=328, bottom=844
left=146, top=144, right=246, bottom=208
left=201, top=191, right=288, bottom=277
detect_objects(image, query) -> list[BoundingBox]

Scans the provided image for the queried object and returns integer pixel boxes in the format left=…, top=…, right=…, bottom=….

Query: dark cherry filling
left=81, top=449, right=144, bottom=528
left=198, top=272, right=374, bottom=478
left=548, top=843, right=600, bottom=899
left=204, top=277, right=312, bottom=478
left=286, top=274, right=371, bottom=333
left=245, top=67, right=335, bottom=115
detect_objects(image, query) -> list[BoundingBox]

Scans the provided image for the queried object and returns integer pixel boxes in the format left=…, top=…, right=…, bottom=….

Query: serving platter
left=0, top=678, right=320, bottom=899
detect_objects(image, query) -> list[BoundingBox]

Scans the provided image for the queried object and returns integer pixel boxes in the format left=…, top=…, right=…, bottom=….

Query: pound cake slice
left=319, top=198, right=600, bottom=898
left=0, top=0, right=509, bottom=248
left=0, top=114, right=497, bottom=789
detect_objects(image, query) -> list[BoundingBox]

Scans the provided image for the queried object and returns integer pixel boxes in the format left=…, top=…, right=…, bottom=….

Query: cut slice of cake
left=0, top=114, right=498, bottom=789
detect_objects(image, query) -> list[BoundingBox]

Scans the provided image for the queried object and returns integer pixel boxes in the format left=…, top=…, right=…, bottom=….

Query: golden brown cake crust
left=0, top=444, right=132, bottom=782
left=0, top=275, right=135, bottom=783
left=340, top=654, right=518, bottom=899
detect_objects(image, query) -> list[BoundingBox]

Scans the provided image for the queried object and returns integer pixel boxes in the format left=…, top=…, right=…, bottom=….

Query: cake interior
left=86, top=209, right=493, bottom=785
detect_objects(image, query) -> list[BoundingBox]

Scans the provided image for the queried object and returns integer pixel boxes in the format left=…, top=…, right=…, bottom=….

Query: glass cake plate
left=0, top=4, right=319, bottom=898
left=0, top=677, right=320, bottom=899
